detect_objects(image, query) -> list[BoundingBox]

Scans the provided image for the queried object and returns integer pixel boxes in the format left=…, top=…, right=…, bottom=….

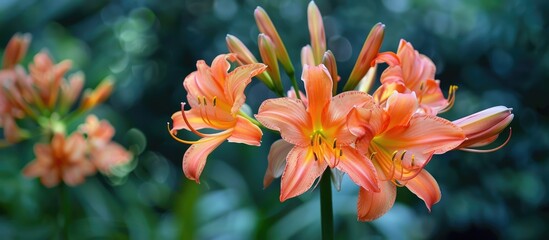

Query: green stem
left=320, top=169, right=334, bottom=240
left=289, top=74, right=301, bottom=100
left=59, top=184, right=71, bottom=240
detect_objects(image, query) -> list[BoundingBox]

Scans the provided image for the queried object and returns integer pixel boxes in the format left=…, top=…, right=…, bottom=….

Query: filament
left=166, top=122, right=219, bottom=144
left=461, top=127, right=512, bottom=153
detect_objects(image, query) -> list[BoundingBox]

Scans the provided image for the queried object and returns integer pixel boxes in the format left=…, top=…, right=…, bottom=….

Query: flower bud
left=322, top=50, right=339, bottom=95
left=2, top=33, right=31, bottom=69
left=258, top=34, right=283, bottom=95
left=307, top=1, right=326, bottom=65
left=453, top=106, right=514, bottom=149
left=254, top=7, right=295, bottom=75
left=344, top=23, right=385, bottom=91
left=226, top=34, right=274, bottom=89
left=79, top=77, right=114, bottom=112
left=300, top=45, right=315, bottom=67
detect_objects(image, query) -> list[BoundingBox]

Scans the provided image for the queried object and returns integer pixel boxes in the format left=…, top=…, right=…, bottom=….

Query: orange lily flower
left=348, top=92, right=465, bottom=221
left=373, top=40, right=456, bottom=115
left=256, top=64, right=379, bottom=201
left=23, top=132, right=95, bottom=187
left=170, top=54, right=266, bottom=182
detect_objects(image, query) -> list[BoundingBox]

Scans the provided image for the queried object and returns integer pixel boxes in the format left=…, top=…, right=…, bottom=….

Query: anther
left=202, top=96, right=207, bottom=106
left=332, top=139, right=337, bottom=149
left=391, top=150, right=398, bottom=161
left=313, top=152, right=319, bottom=161
left=400, top=150, right=407, bottom=161
left=212, top=96, right=217, bottom=107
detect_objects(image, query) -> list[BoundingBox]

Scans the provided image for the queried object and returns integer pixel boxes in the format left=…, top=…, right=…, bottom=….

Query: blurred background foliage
left=0, top=0, right=548, bottom=239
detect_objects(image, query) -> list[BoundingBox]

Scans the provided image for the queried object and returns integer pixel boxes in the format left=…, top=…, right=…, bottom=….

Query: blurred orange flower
left=23, top=133, right=95, bottom=187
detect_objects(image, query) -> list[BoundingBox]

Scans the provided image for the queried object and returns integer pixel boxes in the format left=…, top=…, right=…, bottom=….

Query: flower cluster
left=0, top=34, right=132, bottom=187
left=169, top=2, right=513, bottom=221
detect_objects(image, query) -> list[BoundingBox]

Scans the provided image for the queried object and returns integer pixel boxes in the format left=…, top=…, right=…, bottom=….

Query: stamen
left=332, top=139, right=337, bottom=149
left=313, top=152, right=319, bottom=161
left=180, top=102, right=224, bottom=138
left=391, top=150, right=398, bottom=162
left=166, top=122, right=216, bottom=144
left=202, top=96, right=207, bottom=106
left=212, top=96, right=217, bottom=107
left=461, top=127, right=512, bottom=153
left=400, top=150, right=407, bottom=161
left=439, top=85, right=458, bottom=113
left=369, top=152, right=377, bottom=161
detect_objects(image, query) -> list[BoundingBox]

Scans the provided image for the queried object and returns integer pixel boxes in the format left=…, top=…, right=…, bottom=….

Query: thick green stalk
left=320, top=169, right=334, bottom=240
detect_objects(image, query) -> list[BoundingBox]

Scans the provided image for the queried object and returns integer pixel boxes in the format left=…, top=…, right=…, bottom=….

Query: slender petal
left=182, top=132, right=231, bottom=182
left=385, top=92, right=418, bottom=129
left=383, top=115, right=465, bottom=155
left=227, top=116, right=262, bottom=146
left=302, top=65, right=332, bottom=126
left=280, top=146, right=328, bottom=201
left=357, top=178, right=396, bottom=221
left=335, top=147, right=379, bottom=192
left=264, top=139, right=293, bottom=188
left=256, top=97, right=310, bottom=146
left=405, top=169, right=441, bottom=211
left=224, top=62, right=267, bottom=115
left=397, top=40, right=436, bottom=91
left=324, top=91, right=372, bottom=145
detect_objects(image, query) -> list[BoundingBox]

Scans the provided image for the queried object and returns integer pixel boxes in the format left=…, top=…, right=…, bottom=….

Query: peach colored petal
left=182, top=132, right=231, bottom=183
left=324, top=91, right=372, bottom=145
left=227, top=116, right=262, bottom=146
left=41, top=168, right=61, bottom=188
left=63, top=160, right=95, bottom=186
left=385, top=92, right=418, bottom=129
left=22, top=160, right=47, bottom=178
left=224, top=63, right=267, bottom=115
left=419, top=79, right=448, bottom=114
left=372, top=78, right=407, bottom=104
left=335, top=147, right=379, bottom=192
left=397, top=40, right=435, bottom=90
left=383, top=114, right=465, bottom=155
left=171, top=108, right=225, bottom=131
left=92, top=143, right=132, bottom=174
left=347, top=105, right=387, bottom=145
left=256, top=97, right=310, bottom=146
left=210, top=54, right=235, bottom=86
left=405, top=169, right=441, bottom=211
left=357, top=179, right=396, bottom=221
left=302, top=65, right=332, bottom=126
left=280, top=146, right=328, bottom=201
left=264, top=139, right=293, bottom=188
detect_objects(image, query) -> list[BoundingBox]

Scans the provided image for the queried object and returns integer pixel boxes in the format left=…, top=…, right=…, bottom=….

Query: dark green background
left=1, top=0, right=547, bottom=239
